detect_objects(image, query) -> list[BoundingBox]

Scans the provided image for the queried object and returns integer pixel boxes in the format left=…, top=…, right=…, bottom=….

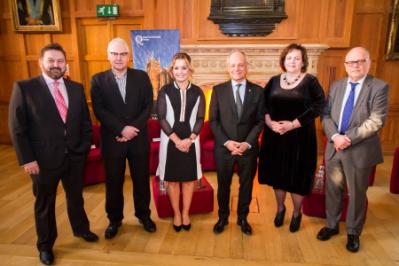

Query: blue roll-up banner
left=130, top=29, right=180, bottom=101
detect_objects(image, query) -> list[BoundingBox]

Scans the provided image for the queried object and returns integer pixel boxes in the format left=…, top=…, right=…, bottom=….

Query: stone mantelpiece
left=181, top=44, right=329, bottom=86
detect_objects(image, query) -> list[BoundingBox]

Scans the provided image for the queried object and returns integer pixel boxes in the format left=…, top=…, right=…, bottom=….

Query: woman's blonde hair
left=168, top=52, right=194, bottom=80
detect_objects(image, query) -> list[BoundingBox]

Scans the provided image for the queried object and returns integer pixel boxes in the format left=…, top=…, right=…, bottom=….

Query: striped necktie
left=53, top=80, right=68, bottom=123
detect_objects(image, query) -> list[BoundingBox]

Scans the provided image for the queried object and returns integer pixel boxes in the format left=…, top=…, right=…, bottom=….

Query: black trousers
left=104, top=147, right=151, bottom=223
left=215, top=147, right=257, bottom=220
left=31, top=155, right=90, bottom=252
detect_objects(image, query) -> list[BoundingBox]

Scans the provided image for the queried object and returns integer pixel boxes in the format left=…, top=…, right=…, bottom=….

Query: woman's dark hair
left=279, top=43, right=308, bottom=72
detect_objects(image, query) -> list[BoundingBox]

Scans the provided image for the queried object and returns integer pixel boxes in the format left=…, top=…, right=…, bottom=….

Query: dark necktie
left=235, top=83, right=243, bottom=119
left=339, top=82, right=358, bottom=134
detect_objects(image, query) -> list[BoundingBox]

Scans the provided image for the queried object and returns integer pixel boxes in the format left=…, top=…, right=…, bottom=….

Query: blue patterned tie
left=340, top=82, right=358, bottom=134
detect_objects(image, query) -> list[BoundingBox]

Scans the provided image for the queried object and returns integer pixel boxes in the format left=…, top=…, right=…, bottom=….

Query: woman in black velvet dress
left=258, top=43, right=325, bottom=232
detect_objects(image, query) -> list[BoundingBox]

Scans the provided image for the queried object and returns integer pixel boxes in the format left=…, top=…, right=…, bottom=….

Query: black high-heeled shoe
left=289, top=213, right=302, bottom=232
left=182, top=223, right=191, bottom=231
left=274, top=206, right=286, bottom=227
left=173, top=224, right=182, bottom=232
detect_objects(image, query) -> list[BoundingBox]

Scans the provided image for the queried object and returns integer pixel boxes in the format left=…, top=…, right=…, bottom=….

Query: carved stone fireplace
left=181, top=44, right=329, bottom=86
left=180, top=43, right=329, bottom=120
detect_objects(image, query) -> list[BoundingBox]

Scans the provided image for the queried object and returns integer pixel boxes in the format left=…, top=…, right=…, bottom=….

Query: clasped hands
left=115, top=126, right=140, bottom=142
left=332, top=134, right=351, bottom=151
left=266, top=115, right=299, bottom=135
left=175, top=138, right=192, bottom=153
left=170, top=133, right=193, bottom=153
left=225, top=141, right=249, bottom=156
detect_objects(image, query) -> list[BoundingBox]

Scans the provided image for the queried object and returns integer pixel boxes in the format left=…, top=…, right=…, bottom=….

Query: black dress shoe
left=182, top=223, right=191, bottom=231
left=173, top=224, right=182, bottom=232
left=139, top=217, right=157, bottom=233
left=75, top=231, right=99, bottom=242
left=105, top=221, right=122, bottom=239
left=237, top=218, right=252, bottom=235
left=39, top=250, right=54, bottom=265
left=317, top=226, right=339, bottom=241
left=274, top=206, right=286, bottom=227
left=289, top=213, right=302, bottom=233
left=213, top=218, right=228, bottom=234
left=346, top=234, right=360, bottom=252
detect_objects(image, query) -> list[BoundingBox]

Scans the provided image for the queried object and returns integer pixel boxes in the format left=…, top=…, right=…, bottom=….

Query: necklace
left=283, top=73, right=301, bottom=86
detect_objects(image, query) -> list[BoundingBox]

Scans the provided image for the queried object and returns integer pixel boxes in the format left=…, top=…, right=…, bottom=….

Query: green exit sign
left=96, top=4, right=119, bottom=17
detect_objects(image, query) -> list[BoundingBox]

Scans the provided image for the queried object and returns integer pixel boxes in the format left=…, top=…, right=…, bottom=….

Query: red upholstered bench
left=199, top=121, right=216, bottom=171
left=390, top=146, right=399, bottom=193
left=151, top=176, right=214, bottom=218
left=147, top=119, right=161, bottom=175
left=83, top=125, right=106, bottom=186
left=303, top=191, right=369, bottom=221
left=302, top=164, right=375, bottom=221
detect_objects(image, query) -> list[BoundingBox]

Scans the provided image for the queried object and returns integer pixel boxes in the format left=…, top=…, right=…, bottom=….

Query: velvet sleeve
left=156, top=87, right=174, bottom=136
left=296, top=76, right=325, bottom=126
left=192, top=89, right=205, bottom=135
left=263, top=77, right=273, bottom=115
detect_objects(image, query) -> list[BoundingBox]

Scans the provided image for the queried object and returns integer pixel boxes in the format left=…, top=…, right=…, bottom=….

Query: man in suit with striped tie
left=8, top=43, right=98, bottom=265
left=317, top=47, right=389, bottom=252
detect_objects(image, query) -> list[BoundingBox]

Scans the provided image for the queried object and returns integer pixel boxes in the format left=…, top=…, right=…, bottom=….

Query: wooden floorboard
left=0, top=144, right=398, bottom=265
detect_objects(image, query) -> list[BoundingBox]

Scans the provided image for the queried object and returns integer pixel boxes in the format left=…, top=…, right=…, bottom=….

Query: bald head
left=344, top=47, right=371, bottom=82
left=345, top=47, right=370, bottom=62
left=107, top=37, right=130, bottom=54
left=227, top=50, right=248, bottom=82
left=107, top=38, right=130, bottom=73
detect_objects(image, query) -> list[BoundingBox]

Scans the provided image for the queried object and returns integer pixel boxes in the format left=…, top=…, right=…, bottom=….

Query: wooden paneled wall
left=0, top=0, right=398, bottom=153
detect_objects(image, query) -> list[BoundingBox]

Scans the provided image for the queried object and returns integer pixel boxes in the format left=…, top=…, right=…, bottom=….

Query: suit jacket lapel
left=241, top=80, right=253, bottom=118
left=332, top=78, right=347, bottom=122
left=125, top=69, right=133, bottom=104
left=38, top=76, right=65, bottom=124
left=64, top=78, right=74, bottom=124
left=353, top=75, right=372, bottom=113
left=106, top=69, right=126, bottom=105
left=226, top=81, right=238, bottom=119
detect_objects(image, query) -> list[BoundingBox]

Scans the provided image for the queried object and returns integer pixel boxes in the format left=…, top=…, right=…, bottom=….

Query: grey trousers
left=325, top=151, right=373, bottom=236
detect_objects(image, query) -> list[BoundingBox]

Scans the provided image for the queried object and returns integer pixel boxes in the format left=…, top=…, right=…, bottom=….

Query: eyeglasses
left=344, top=59, right=367, bottom=66
left=109, top=51, right=129, bottom=57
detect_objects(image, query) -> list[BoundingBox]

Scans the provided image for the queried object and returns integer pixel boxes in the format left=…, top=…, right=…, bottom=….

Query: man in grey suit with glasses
left=317, top=47, right=389, bottom=252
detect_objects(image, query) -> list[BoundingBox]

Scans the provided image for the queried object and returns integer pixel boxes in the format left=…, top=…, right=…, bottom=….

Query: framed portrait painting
left=386, top=0, right=399, bottom=60
left=9, top=0, right=62, bottom=32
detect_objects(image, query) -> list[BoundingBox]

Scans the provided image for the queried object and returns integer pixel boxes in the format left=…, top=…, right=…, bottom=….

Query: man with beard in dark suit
left=209, top=50, right=264, bottom=235
left=9, top=43, right=98, bottom=265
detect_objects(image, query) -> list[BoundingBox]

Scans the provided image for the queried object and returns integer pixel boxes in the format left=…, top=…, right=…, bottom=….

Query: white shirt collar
left=42, top=72, right=64, bottom=86
left=231, top=79, right=246, bottom=88
left=347, top=75, right=367, bottom=87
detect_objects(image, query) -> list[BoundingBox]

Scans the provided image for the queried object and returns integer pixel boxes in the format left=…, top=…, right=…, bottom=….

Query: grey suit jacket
left=322, top=75, right=389, bottom=168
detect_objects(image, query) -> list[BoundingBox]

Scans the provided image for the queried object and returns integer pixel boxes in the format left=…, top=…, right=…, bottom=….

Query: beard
left=43, top=67, right=66, bottom=80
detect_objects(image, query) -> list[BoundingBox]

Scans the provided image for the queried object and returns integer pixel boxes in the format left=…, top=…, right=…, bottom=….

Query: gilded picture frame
left=9, top=0, right=62, bottom=32
left=386, top=0, right=399, bottom=60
